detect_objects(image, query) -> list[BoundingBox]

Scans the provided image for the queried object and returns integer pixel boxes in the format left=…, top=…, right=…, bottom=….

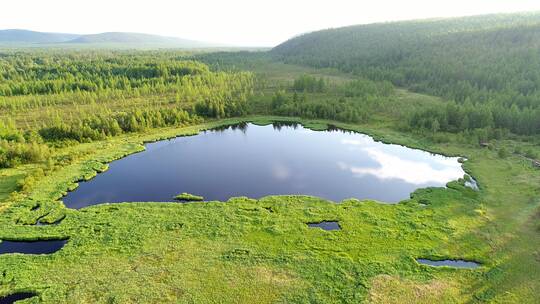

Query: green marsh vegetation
left=174, top=193, right=204, bottom=202
left=1, top=112, right=538, bottom=303
left=1, top=13, right=540, bottom=302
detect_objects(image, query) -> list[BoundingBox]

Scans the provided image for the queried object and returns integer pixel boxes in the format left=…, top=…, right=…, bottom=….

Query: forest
left=272, top=13, right=540, bottom=136
left=0, top=51, right=253, bottom=168
left=269, top=76, right=394, bottom=123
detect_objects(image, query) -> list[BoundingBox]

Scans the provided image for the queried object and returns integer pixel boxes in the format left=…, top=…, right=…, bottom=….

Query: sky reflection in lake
left=337, top=138, right=463, bottom=185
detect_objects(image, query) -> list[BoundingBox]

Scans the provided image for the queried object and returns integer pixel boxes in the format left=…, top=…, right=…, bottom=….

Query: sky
left=2, top=0, right=540, bottom=46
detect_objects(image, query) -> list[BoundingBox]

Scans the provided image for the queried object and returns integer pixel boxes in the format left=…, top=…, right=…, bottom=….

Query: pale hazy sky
left=2, top=0, right=540, bottom=46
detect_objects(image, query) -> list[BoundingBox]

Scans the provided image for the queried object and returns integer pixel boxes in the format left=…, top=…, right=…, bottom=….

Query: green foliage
left=0, top=52, right=209, bottom=97
left=0, top=192, right=484, bottom=303
left=292, top=74, right=326, bottom=92
left=0, top=51, right=254, bottom=119
left=0, top=140, right=49, bottom=168
left=0, top=51, right=254, bottom=167
left=342, top=79, right=393, bottom=98
left=0, top=121, right=49, bottom=168
left=406, top=101, right=540, bottom=135
left=268, top=77, right=393, bottom=123
left=498, top=147, right=510, bottom=159
left=39, top=108, right=200, bottom=142
left=271, top=90, right=289, bottom=109
left=524, top=148, right=538, bottom=159
left=194, top=51, right=271, bottom=72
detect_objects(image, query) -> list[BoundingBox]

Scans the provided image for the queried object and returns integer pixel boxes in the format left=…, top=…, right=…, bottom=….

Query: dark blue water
left=0, top=240, right=67, bottom=254
left=308, top=221, right=341, bottom=231
left=417, top=259, right=479, bottom=268
left=62, top=123, right=466, bottom=209
left=0, top=293, right=37, bottom=304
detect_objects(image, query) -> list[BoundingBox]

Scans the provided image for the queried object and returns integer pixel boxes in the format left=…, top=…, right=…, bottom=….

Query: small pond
left=417, top=258, right=480, bottom=269
left=63, top=123, right=468, bottom=209
left=307, top=221, right=341, bottom=231
left=0, top=240, right=67, bottom=255
left=0, top=292, right=37, bottom=304
left=464, top=175, right=479, bottom=191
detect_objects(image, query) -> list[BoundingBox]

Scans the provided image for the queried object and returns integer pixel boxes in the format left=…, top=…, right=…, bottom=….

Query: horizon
left=2, top=0, right=540, bottom=47
left=3, top=9, right=540, bottom=47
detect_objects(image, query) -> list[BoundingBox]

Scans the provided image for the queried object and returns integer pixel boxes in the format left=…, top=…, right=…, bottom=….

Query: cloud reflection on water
left=338, top=141, right=464, bottom=185
left=272, top=162, right=291, bottom=181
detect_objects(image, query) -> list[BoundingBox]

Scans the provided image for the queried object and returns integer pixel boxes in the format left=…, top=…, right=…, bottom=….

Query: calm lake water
left=63, top=123, right=467, bottom=209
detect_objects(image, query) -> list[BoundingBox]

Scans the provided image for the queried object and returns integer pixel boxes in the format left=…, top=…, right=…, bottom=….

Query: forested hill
left=271, top=12, right=540, bottom=135
left=0, top=30, right=215, bottom=48
left=68, top=32, right=211, bottom=48
left=0, top=29, right=79, bottom=44
left=272, top=12, right=540, bottom=104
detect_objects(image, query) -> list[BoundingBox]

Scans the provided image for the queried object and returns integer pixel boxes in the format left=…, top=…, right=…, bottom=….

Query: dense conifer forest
left=272, top=13, right=540, bottom=135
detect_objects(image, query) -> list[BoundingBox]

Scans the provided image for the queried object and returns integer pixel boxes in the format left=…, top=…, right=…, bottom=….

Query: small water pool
left=417, top=258, right=480, bottom=269
left=0, top=240, right=67, bottom=255
left=307, top=221, right=341, bottom=231
left=0, top=292, right=37, bottom=304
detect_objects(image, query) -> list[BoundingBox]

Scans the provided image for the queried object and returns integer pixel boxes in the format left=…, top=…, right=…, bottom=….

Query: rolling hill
left=0, top=29, right=79, bottom=43
left=272, top=12, right=540, bottom=112
left=0, top=30, right=216, bottom=48
left=67, top=32, right=212, bottom=48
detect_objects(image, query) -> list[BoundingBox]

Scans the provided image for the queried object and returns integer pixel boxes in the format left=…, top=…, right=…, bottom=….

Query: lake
left=63, top=122, right=467, bottom=209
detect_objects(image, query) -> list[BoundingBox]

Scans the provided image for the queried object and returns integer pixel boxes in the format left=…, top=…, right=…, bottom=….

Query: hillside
left=0, top=29, right=79, bottom=43
left=271, top=12, right=540, bottom=135
left=272, top=12, right=540, bottom=75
